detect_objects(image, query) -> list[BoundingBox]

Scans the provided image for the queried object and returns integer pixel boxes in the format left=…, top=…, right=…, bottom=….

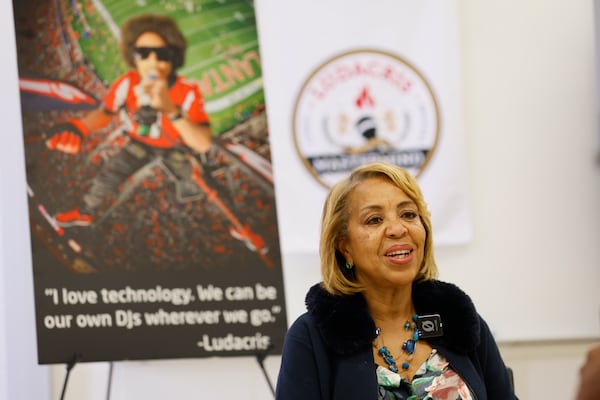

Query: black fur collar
left=305, top=280, right=480, bottom=355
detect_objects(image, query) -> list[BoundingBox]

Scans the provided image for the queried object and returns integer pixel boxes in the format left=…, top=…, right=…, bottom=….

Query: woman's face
left=339, top=176, right=426, bottom=291
left=133, top=32, right=173, bottom=80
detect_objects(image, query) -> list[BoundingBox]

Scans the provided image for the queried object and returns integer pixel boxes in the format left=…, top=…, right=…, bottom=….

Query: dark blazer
left=275, top=280, right=517, bottom=400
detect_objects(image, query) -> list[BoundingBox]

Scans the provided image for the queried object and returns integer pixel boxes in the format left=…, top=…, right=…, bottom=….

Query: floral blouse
left=376, top=349, right=474, bottom=400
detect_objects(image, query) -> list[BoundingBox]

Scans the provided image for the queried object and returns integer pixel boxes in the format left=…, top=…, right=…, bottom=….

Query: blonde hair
left=319, top=162, right=437, bottom=295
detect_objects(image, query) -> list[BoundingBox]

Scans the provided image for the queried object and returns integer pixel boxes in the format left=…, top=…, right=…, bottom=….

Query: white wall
left=0, top=2, right=50, bottom=400
left=0, top=207, right=7, bottom=400
left=1, top=0, right=599, bottom=399
left=455, top=0, right=600, bottom=342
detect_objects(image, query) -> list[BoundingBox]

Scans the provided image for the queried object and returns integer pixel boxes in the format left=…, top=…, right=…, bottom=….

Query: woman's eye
left=365, top=216, right=382, bottom=225
left=401, top=211, right=418, bottom=220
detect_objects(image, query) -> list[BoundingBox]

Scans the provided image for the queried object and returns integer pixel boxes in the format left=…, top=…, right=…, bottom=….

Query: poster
left=12, top=0, right=287, bottom=364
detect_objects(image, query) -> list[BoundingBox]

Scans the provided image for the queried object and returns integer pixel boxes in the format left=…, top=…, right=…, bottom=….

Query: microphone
left=134, top=71, right=158, bottom=136
left=416, top=314, right=444, bottom=339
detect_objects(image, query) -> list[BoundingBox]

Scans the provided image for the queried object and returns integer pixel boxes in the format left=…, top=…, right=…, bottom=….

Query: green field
left=67, top=0, right=263, bottom=134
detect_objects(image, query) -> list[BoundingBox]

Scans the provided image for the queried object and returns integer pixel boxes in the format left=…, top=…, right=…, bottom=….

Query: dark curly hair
left=120, top=13, right=187, bottom=70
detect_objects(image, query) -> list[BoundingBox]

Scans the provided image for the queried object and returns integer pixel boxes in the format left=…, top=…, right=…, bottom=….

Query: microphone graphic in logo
left=134, top=71, right=158, bottom=136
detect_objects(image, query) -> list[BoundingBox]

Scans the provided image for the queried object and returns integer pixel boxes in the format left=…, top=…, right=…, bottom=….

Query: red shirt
left=103, top=70, right=210, bottom=148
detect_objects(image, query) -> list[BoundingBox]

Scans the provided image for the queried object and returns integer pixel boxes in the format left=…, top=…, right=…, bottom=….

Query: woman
left=275, top=162, right=517, bottom=399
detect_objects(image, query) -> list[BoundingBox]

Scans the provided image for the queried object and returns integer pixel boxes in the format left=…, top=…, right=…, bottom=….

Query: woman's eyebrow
left=397, top=200, right=416, bottom=208
left=359, top=200, right=416, bottom=213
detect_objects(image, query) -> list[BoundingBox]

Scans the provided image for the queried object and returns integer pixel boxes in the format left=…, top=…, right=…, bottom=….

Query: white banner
left=256, top=0, right=471, bottom=253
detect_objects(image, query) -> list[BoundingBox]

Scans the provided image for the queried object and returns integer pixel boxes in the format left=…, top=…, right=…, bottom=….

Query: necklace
left=373, top=314, right=420, bottom=373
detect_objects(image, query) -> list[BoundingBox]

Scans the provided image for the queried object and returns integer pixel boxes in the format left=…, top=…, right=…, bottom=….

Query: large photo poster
left=12, top=0, right=287, bottom=364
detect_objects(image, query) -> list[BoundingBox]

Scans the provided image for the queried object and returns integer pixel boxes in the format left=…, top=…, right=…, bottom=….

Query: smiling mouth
left=385, top=249, right=412, bottom=258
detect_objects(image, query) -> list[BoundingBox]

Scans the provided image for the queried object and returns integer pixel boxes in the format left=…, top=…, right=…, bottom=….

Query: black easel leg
left=255, top=353, right=275, bottom=398
left=106, top=361, right=114, bottom=400
left=59, top=354, right=80, bottom=400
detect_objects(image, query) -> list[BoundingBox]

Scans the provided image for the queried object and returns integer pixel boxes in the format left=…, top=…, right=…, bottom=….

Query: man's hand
left=141, top=72, right=178, bottom=116
left=46, top=118, right=89, bottom=154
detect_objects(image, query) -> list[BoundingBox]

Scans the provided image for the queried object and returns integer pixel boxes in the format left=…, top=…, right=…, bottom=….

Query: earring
left=345, top=261, right=353, bottom=270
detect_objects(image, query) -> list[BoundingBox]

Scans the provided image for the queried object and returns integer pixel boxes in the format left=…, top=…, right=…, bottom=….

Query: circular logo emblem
left=292, top=49, right=440, bottom=188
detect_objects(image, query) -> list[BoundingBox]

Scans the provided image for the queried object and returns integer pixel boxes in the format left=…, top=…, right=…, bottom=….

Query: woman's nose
left=385, top=218, right=407, bottom=237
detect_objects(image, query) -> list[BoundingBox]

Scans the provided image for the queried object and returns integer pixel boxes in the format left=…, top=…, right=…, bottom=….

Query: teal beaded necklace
left=373, top=314, right=420, bottom=373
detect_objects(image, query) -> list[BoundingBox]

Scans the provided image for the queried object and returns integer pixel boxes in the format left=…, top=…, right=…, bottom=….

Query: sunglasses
left=133, top=46, right=176, bottom=62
